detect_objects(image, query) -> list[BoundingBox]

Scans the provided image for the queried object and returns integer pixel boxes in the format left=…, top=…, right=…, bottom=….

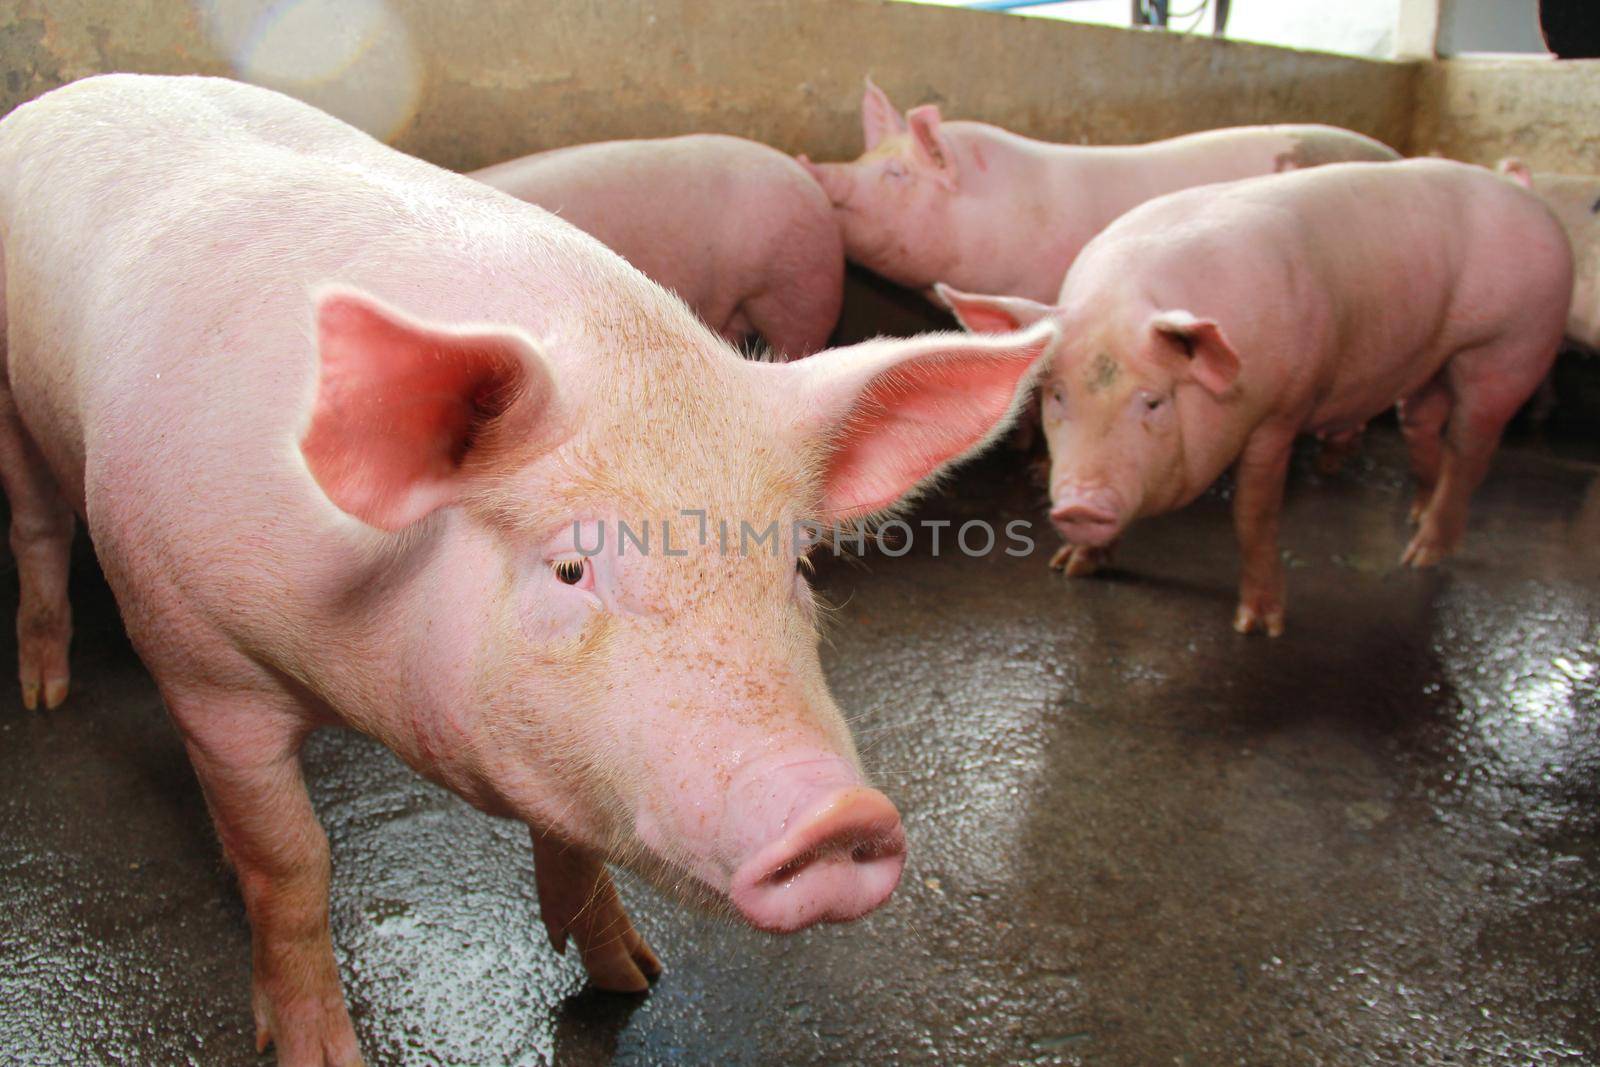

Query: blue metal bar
left=965, top=0, right=1095, bottom=10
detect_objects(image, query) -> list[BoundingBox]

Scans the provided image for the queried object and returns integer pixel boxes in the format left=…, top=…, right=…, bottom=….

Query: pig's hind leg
left=739, top=237, right=845, bottom=359
left=1398, top=379, right=1452, bottom=526
left=1401, top=336, right=1558, bottom=568
left=740, top=284, right=840, bottom=360
left=0, top=269, right=76, bottom=710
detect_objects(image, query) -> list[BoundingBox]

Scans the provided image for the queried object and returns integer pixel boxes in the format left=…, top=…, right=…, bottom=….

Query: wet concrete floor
left=2, top=425, right=1598, bottom=1065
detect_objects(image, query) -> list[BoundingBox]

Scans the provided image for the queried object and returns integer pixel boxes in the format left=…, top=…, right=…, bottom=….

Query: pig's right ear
left=300, top=286, right=558, bottom=531
left=767, top=321, right=1060, bottom=519
left=934, top=283, right=1055, bottom=334
left=861, top=76, right=907, bottom=151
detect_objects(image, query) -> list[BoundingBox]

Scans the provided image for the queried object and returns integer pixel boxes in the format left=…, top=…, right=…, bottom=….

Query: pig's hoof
left=566, top=900, right=662, bottom=993
left=1401, top=537, right=1443, bottom=569
left=581, top=930, right=663, bottom=994
left=18, top=675, right=70, bottom=712
left=252, top=987, right=364, bottom=1067
left=1049, top=544, right=1107, bottom=577
left=18, top=668, right=69, bottom=710
left=18, top=617, right=71, bottom=710
left=1233, top=601, right=1285, bottom=638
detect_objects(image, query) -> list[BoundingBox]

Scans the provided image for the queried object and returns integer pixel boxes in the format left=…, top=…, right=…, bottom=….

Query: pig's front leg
left=179, top=697, right=362, bottom=1067
left=532, top=832, right=662, bottom=993
left=1231, top=427, right=1297, bottom=637
left=1049, top=542, right=1115, bottom=576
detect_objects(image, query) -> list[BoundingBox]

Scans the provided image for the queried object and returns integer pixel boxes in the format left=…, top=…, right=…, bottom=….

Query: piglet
left=474, top=135, right=844, bottom=357
left=0, top=74, right=1057, bottom=1065
left=799, top=78, right=1398, bottom=304
left=939, top=159, right=1570, bottom=636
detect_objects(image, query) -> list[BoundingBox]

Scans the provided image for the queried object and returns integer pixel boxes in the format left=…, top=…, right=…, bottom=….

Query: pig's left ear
left=861, top=76, right=907, bottom=151
left=767, top=321, right=1060, bottom=519
left=934, top=283, right=1056, bottom=334
left=1150, top=310, right=1240, bottom=399
left=905, top=105, right=957, bottom=190
left=301, top=286, right=559, bottom=531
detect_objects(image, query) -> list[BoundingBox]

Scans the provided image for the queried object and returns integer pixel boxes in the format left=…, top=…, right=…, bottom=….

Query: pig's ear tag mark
left=301, top=287, right=556, bottom=531
left=1150, top=310, right=1240, bottom=399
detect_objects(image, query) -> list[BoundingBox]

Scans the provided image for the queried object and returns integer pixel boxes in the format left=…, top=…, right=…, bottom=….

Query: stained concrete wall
left=1, top=0, right=1415, bottom=173
left=1410, top=58, right=1600, bottom=173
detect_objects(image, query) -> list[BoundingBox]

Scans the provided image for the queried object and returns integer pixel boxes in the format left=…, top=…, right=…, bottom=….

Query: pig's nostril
left=729, top=787, right=906, bottom=933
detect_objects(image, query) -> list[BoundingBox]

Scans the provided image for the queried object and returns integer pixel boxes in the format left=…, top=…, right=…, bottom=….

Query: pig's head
left=797, top=77, right=964, bottom=290
left=937, top=282, right=1241, bottom=546
left=300, top=279, right=1056, bottom=934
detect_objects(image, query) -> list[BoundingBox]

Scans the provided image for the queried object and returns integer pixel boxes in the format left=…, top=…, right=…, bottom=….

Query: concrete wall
left=1410, top=58, right=1600, bottom=173
left=1, top=0, right=1416, bottom=173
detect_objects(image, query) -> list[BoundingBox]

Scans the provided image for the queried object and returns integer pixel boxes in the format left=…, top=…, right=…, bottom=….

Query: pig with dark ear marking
left=797, top=77, right=1399, bottom=305
left=1497, top=157, right=1600, bottom=351
left=939, top=158, right=1570, bottom=637
left=0, top=74, right=1058, bottom=1067
left=474, top=135, right=844, bottom=358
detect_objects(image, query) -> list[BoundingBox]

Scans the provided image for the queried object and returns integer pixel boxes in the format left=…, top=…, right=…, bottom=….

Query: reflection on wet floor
left=1, top=427, right=1596, bottom=1065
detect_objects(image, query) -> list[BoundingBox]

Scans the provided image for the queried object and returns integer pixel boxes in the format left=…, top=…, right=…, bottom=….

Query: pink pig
left=938, top=159, right=1570, bottom=636
left=0, top=75, right=1058, bottom=1065
left=799, top=78, right=1398, bottom=304
left=473, top=135, right=844, bottom=357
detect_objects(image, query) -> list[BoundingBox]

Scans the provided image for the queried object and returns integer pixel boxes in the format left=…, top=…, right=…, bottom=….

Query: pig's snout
left=729, top=785, right=906, bottom=933
left=1050, top=488, right=1124, bottom=546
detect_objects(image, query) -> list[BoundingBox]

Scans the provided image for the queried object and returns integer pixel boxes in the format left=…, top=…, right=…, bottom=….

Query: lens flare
left=196, top=0, right=422, bottom=142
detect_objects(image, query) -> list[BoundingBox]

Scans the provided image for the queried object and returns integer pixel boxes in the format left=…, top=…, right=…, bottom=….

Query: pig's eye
left=551, top=558, right=588, bottom=586
left=884, top=160, right=908, bottom=180
left=1143, top=394, right=1165, bottom=412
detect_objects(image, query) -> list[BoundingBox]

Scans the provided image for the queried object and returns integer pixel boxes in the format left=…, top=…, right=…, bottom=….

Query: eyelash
left=552, top=559, right=586, bottom=585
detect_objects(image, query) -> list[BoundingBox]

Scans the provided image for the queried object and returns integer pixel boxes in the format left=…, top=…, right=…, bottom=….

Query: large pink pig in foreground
left=939, top=159, right=1570, bottom=636
left=473, top=135, right=844, bottom=357
left=799, top=78, right=1399, bottom=304
left=1497, top=157, right=1600, bottom=351
left=0, top=75, right=1057, bottom=1065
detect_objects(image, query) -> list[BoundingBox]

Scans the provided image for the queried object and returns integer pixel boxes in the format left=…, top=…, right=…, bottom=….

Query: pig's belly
left=1306, top=350, right=1451, bottom=435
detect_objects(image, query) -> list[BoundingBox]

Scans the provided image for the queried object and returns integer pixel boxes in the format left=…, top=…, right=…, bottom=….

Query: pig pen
left=2, top=2, right=1598, bottom=1064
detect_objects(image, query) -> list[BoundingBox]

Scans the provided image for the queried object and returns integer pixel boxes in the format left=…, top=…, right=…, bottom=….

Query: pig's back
left=473, top=135, right=833, bottom=316
left=0, top=75, right=672, bottom=572
left=1078, top=159, right=1569, bottom=424
left=1270, top=160, right=1569, bottom=347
